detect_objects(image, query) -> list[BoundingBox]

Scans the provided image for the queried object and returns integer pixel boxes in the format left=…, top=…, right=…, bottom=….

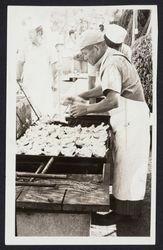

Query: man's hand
left=70, top=103, right=88, bottom=117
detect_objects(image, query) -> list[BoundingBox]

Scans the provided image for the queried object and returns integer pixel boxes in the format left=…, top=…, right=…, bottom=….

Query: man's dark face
left=81, top=44, right=103, bottom=65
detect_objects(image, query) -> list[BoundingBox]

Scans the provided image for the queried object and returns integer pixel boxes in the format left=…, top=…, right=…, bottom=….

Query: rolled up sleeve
left=101, top=64, right=122, bottom=95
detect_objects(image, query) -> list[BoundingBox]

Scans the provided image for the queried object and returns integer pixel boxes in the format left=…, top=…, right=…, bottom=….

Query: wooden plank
left=17, top=212, right=90, bottom=236
left=16, top=172, right=67, bottom=179
left=16, top=179, right=109, bottom=212
left=63, top=184, right=109, bottom=212
left=16, top=180, right=66, bottom=211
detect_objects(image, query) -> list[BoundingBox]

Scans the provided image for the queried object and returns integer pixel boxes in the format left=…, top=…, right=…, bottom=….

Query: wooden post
left=131, top=9, right=139, bottom=46
left=132, top=9, right=136, bottom=46
left=103, top=150, right=112, bottom=188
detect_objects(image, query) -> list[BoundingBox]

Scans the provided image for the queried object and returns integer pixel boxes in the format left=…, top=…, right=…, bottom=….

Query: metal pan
left=66, top=115, right=110, bottom=126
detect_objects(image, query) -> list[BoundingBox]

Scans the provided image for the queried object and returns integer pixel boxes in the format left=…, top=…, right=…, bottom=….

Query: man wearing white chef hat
left=64, top=25, right=150, bottom=226
left=105, top=23, right=127, bottom=45
left=104, top=23, right=132, bottom=60
left=85, top=25, right=131, bottom=105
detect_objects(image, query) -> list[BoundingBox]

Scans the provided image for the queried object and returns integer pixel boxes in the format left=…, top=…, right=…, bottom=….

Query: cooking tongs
left=17, top=80, right=40, bottom=123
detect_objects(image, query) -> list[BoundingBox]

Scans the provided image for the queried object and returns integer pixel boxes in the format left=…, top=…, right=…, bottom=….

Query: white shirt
left=17, top=42, right=58, bottom=117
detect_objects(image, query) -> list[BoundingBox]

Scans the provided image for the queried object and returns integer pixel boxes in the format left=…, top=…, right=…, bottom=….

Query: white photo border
left=5, top=5, right=158, bottom=245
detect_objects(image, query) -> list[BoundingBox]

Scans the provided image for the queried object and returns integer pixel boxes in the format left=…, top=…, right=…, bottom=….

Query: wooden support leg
left=103, top=163, right=110, bottom=187
left=103, top=149, right=114, bottom=187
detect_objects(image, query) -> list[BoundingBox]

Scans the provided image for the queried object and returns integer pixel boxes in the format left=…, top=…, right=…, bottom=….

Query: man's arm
left=87, top=90, right=119, bottom=113
left=62, top=85, right=103, bottom=106
left=70, top=90, right=119, bottom=117
left=79, top=85, right=103, bottom=99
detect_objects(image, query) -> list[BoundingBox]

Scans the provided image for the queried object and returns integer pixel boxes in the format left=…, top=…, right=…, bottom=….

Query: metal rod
left=16, top=162, right=47, bottom=200
left=29, top=163, right=45, bottom=182
left=16, top=172, right=67, bottom=179
left=41, top=157, right=55, bottom=174
left=16, top=112, right=24, bottom=126
left=61, top=189, right=67, bottom=210
left=16, top=182, right=57, bottom=187
left=17, top=80, right=40, bottom=121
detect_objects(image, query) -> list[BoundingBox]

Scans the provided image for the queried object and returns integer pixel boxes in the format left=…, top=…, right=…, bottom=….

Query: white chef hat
left=104, top=24, right=127, bottom=44
left=78, top=29, right=105, bottom=50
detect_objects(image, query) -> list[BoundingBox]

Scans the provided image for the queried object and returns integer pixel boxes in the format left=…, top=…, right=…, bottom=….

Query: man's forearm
left=87, top=93, right=119, bottom=113
left=79, top=85, right=103, bottom=100
left=70, top=90, right=120, bottom=117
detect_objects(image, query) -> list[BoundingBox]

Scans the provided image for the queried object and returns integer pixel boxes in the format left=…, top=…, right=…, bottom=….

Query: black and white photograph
left=6, top=5, right=157, bottom=245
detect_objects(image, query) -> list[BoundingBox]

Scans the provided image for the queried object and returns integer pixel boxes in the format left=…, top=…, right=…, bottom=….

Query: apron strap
left=112, top=54, right=131, bottom=64
left=100, top=52, right=131, bottom=81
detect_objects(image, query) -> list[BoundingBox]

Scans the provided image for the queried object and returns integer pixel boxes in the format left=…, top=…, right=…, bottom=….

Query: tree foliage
left=117, top=10, right=151, bottom=46
left=117, top=9, right=152, bottom=111
left=132, top=33, right=153, bottom=111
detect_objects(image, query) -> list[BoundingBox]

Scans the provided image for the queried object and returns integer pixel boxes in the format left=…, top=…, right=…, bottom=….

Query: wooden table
left=16, top=177, right=109, bottom=236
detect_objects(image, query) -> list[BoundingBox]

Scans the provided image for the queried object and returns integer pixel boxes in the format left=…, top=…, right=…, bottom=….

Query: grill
left=16, top=115, right=111, bottom=236
left=66, top=114, right=110, bottom=127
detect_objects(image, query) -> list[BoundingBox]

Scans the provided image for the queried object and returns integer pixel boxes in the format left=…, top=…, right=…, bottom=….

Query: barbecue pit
left=16, top=115, right=112, bottom=236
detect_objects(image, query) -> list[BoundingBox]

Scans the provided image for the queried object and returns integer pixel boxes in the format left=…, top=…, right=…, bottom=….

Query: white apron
left=109, top=96, right=150, bottom=201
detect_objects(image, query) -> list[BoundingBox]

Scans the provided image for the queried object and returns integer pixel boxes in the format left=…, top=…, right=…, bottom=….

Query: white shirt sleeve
left=101, top=64, right=122, bottom=94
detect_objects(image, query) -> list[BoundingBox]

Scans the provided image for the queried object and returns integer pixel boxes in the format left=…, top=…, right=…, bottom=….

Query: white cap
left=78, top=29, right=105, bottom=50
left=105, top=24, right=127, bottom=44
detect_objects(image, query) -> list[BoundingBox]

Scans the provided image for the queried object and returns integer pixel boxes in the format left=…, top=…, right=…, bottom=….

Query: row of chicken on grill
left=16, top=121, right=109, bottom=157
